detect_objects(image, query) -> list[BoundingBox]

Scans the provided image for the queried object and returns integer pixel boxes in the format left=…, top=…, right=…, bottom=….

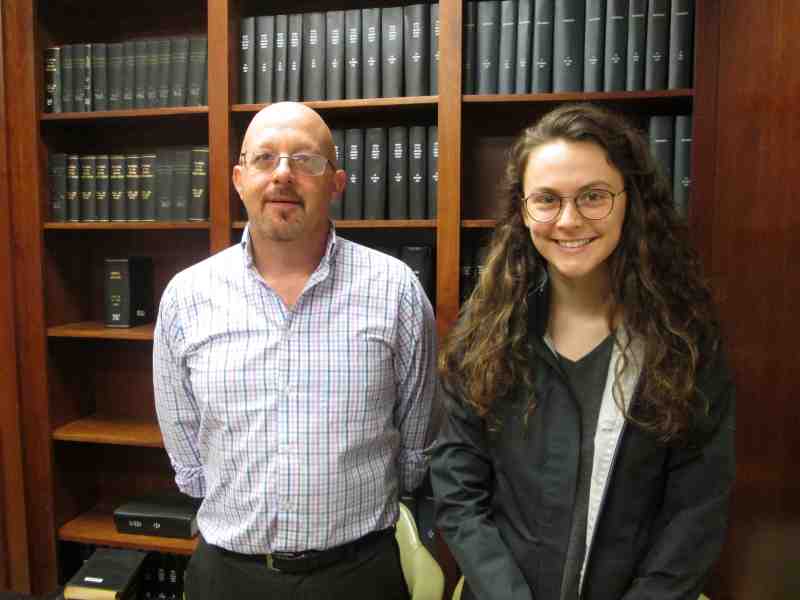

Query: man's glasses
left=240, top=152, right=335, bottom=177
left=524, top=188, right=625, bottom=223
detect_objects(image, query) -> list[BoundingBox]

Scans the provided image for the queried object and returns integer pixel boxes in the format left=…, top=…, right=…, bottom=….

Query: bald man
left=153, top=103, right=439, bottom=599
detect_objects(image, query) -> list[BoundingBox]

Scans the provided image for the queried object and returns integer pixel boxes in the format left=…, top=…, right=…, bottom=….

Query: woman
left=431, top=104, right=735, bottom=600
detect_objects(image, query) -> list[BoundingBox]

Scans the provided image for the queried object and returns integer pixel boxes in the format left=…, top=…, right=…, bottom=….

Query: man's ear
left=232, top=164, right=244, bottom=198
left=333, top=169, right=347, bottom=195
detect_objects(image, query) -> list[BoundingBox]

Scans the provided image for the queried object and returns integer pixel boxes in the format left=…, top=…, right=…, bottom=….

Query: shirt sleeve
left=392, top=268, right=441, bottom=494
left=152, top=278, right=206, bottom=497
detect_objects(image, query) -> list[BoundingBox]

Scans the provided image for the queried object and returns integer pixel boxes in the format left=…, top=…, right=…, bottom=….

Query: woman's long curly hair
left=440, top=103, right=720, bottom=441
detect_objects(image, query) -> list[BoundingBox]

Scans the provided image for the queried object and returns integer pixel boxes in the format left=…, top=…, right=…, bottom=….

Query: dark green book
left=302, top=12, right=326, bottom=101
left=95, top=155, right=110, bottom=222
left=476, top=0, right=501, bottom=94
left=157, top=38, right=172, bottom=107
left=63, top=547, right=147, bottom=600
left=172, top=147, right=192, bottom=221
left=189, top=147, right=209, bottom=221
left=170, top=36, right=190, bottom=107
left=326, top=11, right=345, bottom=100
left=381, top=7, right=403, bottom=98
left=155, top=148, right=174, bottom=221
left=364, top=127, right=387, bottom=219
left=140, top=153, right=156, bottom=221
left=362, top=8, right=381, bottom=98
left=515, top=0, right=533, bottom=93
left=532, top=0, right=554, bottom=92
left=104, top=257, right=154, bottom=328
left=345, top=9, right=362, bottom=99
left=48, top=152, right=67, bottom=221
left=649, top=114, right=675, bottom=182
left=408, top=126, right=427, bottom=219
left=73, top=43, right=91, bottom=112
left=273, top=14, right=288, bottom=102
left=553, top=0, right=585, bottom=92
left=122, top=40, right=136, bottom=109
left=645, top=0, right=670, bottom=90
left=61, top=44, right=74, bottom=112
left=583, top=0, right=605, bottom=92
left=463, top=2, right=477, bottom=93
left=344, top=128, right=364, bottom=219
left=287, top=13, right=303, bottom=101
left=430, top=3, right=440, bottom=94
left=497, top=0, right=517, bottom=94
left=404, top=4, right=429, bottom=97
left=427, top=125, right=438, bottom=218
left=134, top=39, right=149, bottom=109
left=673, top=114, right=692, bottom=217
left=44, top=46, right=62, bottom=113
left=626, top=0, right=647, bottom=90
left=146, top=38, right=160, bottom=107
left=66, top=154, right=80, bottom=221
left=256, top=16, right=275, bottom=103
left=239, top=16, right=255, bottom=103
left=107, top=43, right=124, bottom=110
left=92, top=43, right=108, bottom=111
left=187, top=36, right=207, bottom=106
left=110, top=155, right=127, bottom=221
left=668, top=0, right=694, bottom=89
left=604, top=0, right=628, bottom=91
left=125, top=154, right=141, bottom=221
left=388, top=126, right=408, bottom=219
left=79, top=155, right=97, bottom=221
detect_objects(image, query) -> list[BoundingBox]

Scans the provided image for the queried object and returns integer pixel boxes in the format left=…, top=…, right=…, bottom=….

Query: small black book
left=104, top=256, right=154, bottom=328
left=64, top=547, right=147, bottom=600
left=400, top=245, right=434, bottom=302
left=114, top=492, right=202, bottom=539
left=44, top=46, right=62, bottom=113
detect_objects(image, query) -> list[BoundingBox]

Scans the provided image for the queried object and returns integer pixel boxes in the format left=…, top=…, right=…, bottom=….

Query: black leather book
left=532, top=0, right=554, bottom=92
left=79, top=155, right=97, bottom=221
left=330, top=129, right=345, bottom=219
left=476, top=0, right=501, bottom=94
left=362, top=8, right=381, bottom=98
left=302, top=12, right=326, bottom=101
left=108, top=42, right=124, bottom=110
left=44, top=47, right=62, bottom=113
left=189, top=147, right=209, bottom=221
left=125, top=154, right=141, bottom=221
left=584, top=0, right=605, bottom=92
left=73, top=43, right=90, bottom=112
left=48, top=152, right=67, bottom=222
left=553, top=0, right=585, bottom=92
left=122, top=40, right=136, bottom=109
left=170, top=36, right=190, bottom=107
left=274, top=14, right=289, bottom=102
left=388, top=126, right=409, bottom=220
left=604, top=0, right=628, bottom=91
left=66, top=154, right=80, bottom=221
left=648, top=114, right=675, bottom=182
left=104, top=256, right=154, bottom=328
left=61, top=44, right=74, bottom=112
left=140, top=153, right=156, bottom=221
left=364, top=127, right=387, bottom=219
left=256, top=15, right=275, bottom=103
left=95, top=155, right=110, bottom=222
left=155, top=148, right=174, bottom=221
left=404, top=4, right=429, bottom=97
left=463, top=1, right=477, bottom=94
left=345, top=9, right=362, bottom=99
left=187, top=36, right=207, bottom=106
left=430, top=3, right=440, bottom=94
left=157, top=38, right=172, bottom=108
left=668, top=0, right=694, bottom=89
left=515, top=0, right=533, bottom=93
left=408, top=126, right=427, bottom=219
left=239, top=16, right=255, bottom=103
left=114, top=492, right=201, bottom=539
left=63, top=547, right=147, bottom=600
left=110, top=155, right=127, bottom=222
left=400, top=245, right=434, bottom=302
left=92, top=43, right=108, bottom=111
left=645, top=0, right=670, bottom=90
left=326, top=11, right=345, bottom=100
left=427, top=125, right=438, bottom=218
left=134, top=39, right=149, bottom=109
left=498, top=0, right=517, bottom=94
left=146, top=38, right=160, bottom=108
left=287, top=13, right=303, bottom=101
left=672, top=114, right=692, bottom=217
left=172, top=147, right=192, bottom=221
left=626, top=0, right=647, bottom=90
left=344, top=128, right=364, bottom=219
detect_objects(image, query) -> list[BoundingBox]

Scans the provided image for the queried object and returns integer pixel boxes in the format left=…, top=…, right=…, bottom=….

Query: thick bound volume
left=382, top=7, right=404, bottom=97
left=463, top=2, right=477, bottom=94
left=125, top=155, right=141, bottom=221
left=172, top=148, right=192, bottom=221
left=122, top=41, right=135, bottom=109
left=362, top=8, right=382, bottom=99
left=497, top=0, right=517, bottom=94
left=364, top=128, right=387, bottom=219
left=645, top=0, right=670, bottom=90
left=104, top=257, right=154, bottom=328
left=110, top=155, right=127, bottom=222
left=553, top=0, right=585, bottom=92
left=302, top=12, right=326, bottom=101
left=626, top=0, right=647, bottom=90
left=107, top=43, right=124, bottom=110
left=673, top=114, right=692, bottom=217
left=146, top=38, right=160, bottom=107
left=584, top=0, right=605, bottom=92
left=92, top=43, right=108, bottom=111
left=400, top=245, right=434, bottom=301
left=404, top=4, right=429, bottom=97
left=157, top=38, right=172, bottom=107
left=79, top=155, right=97, bottom=221
left=73, top=44, right=90, bottom=112
left=604, top=0, right=628, bottom=91
left=67, top=155, right=80, bottom=222
left=95, top=155, right=110, bottom=222
left=532, top=0, right=555, bottom=92
left=430, top=3, right=440, bottom=94
left=155, top=148, right=174, bottom=221
left=649, top=115, right=675, bottom=182
left=326, top=11, right=345, bottom=100
left=187, top=36, right=208, bottom=106
left=668, top=0, right=694, bottom=89
left=134, top=40, right=148, bottom=109
left=388, top=126, right=409, bottom=219
left=63, top=547, right=147, bottom=600
left=61, top=44, right=75, bottom=112
left=139, top=154, right=156, bottom=221
left=408, top=126, right=427, bottom=219
left=274, top=15, right=289, bottom=102
left=345, top=10, right=362, bottom=99
left=515, top=0, right=533, bottom=93
left=114, top=493, right=201, bottom=539
left=240, top=17, right=255, bottom=103
left=48, top=153, right=67, bottom=222
left=189, top=147, right=209, bottom=221
left=256, top=16, right=275, bottom=103
left=170, top=37, right=190, bottom=107
left=476, top=1, right=501, bottom=94
left=44, top=47, right=62, bottom=113
left=330, top=129, right=344, bottom=219
left=427, top=125, right=438, bottom=218
left=287, top=14, right=303, bottom=101
left=344, top=128, right=364, bottom=219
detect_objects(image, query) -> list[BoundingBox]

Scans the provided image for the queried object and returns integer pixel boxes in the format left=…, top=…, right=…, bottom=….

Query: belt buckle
left=265, top=553, right=281, bottom=572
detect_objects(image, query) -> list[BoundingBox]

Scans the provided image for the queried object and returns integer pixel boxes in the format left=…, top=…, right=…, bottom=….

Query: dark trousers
left=185, top=533, right=409, bottom=600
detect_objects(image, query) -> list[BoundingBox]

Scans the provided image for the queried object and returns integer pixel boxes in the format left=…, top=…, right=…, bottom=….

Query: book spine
left=110, top=155, right=127, bottom=221
left=345, top=9, right=362, bottom=99
left=66, top=154, right=80, bottom=221
left=95, top=155, right=110, bottom=221
left=157, top=38, right=172, bottom=108
left=79, top=155, right=97, bottom=221
left=140, top=154, right=156, bottom=221
left=584, top=0, right=606, bottom=92
left=44, top=47, right=62, bottom=113
left=344, top=128, right=364, bottom=219
left=668, top=0, right=694, bottom=88
left=122, top=41, right=136, bottom=109
left=155, top=148, right=173, bottom=221
left=498, top=0, right=517, bottom=94
left=404, top=4, right=429, bottom=97
left=187, top=36, right=207, bottom=106
left=170, top=37, right=190, bottom=107
left=400, top=245, right=434, bottom=302
left=302, top=12, right=326, bottom=101
left=61, top=44, right=74, bottom=112
left=73, top=44, right=89, bottom=112
left=172, top=148, right=191, bottom=221
left=672, top=114, right=692, bottom=217
left=287, top=14, right=303, bottom=102
left=362, top=8, right=382, bottom=99
left=189, top=147, right=209, bottom=221
left=553, top=0, right=585, bottom=92
left=364, top=127, right=387, bottom=219
left=326, top=11, right=345, bottom=100
left=125, top=155, right=141, bottom=221
left=105, top=259, right=130, bottom=326
left=240, top=17, right=255, bottom=103
left=408, top=126, right=427, bottom=219
left=515, top=0, right=533, bottom=93
left=83, top=44, right=93, bottom=111
left=463, top=2, right=477, bottom=94
left=330, top=129, right=345, bottom=219
left=382, top=7, right=404, bottom=97
left=107, top=43, right=124, bottom=110
left=427, top=125, right=438, bottom=218
left=145, top=38, right=160, bottom=107
left=134, top=39, right=149, bottom=108
left=92, top=43, right=108, bottom=111
left=604, top=0, right=628, bottom=91
left=388, top=126, right=409, bottom=219
left=48, top=153, right=67, bottom=222
left=256, top=16, right=275, bottom=103
left=532, top=0, right=554, bottom=92
left=274, top=15, right=289, bottom=102
left=430, top=3, right=440, bottom=94
left=114, top=515, right=197, bottom=539
left=645, top=0, right=670, bottom=90
left=477, top=0, right=501, bottom=94
left=648, top=114, right=675, bottom=182
left=626, top=0, right=647, bottom=90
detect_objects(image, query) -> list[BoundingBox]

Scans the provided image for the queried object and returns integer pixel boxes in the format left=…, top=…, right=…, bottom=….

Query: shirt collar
left=240, top=221, right=340, bottom=270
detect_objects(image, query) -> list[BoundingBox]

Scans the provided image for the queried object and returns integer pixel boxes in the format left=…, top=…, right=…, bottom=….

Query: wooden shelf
left=47, top=321, right=154, bottom=340
left=40, top=106, right=208, bottom=121
left=462, top=219, right=497, bottom=229
left=232, top=219, right=436, bottom=230
left=232, top=96, right=438, bottom=112
left=44, top=221, right=210, bottom=230
left=53, top=415, right=163, bottom=448
left=59, top=509, right=197, bottom=555
left=464, top=89, right=694, bottom=103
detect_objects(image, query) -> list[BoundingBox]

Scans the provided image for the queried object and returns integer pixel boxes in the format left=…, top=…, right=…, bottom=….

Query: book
left=155, top=148, right=174, bottom=221
left=364, top=127, right=387, bottom=219
left=79, top=155, right=97, bottom=221
left=362, top=8, right=382, bottom=99
left=110, top=155, right=127, bottom=221
left=145, top=38, right=160, bottom=107
left=427, top=125, right=438, bottom=218
left=626, top=0, right=646, bottom=90
left=430, top=3, right=440, bottom=94
left=532, top=0, right=555, bottom=92
left=388, top=126, right=409, bottom=219
left=122, top=41, right=136, bottom=109
left=498, top=0, right=517, bottom=94
left=104, top=257, right=154, bottom=328
left=134, top=39, right=149, bottom=109
left=256, top=16, right=275, bottom=103
left=302, top=12, right=326, bottom=101
left=95, top=155, right=110, bottom=222
left=404, top=4, right=429, bottom=97
left=139, top=153, right=156, bottom=221
left=604, top=0, right=628, bottom=91
left=189, top=147, right=209, bottom=221
left=645, top=0, right=670, bottom=90
left=48, top=152, right=67, bottom=222
left=344, top=128, right=364, bottom=219
left=476, top=0, right=501, bottom=94
left=61, top=44, right=74, bottom=112
left=382, top=7, right=404, bottom=98
left=668, top=0, right=694, bottom=89
left=584, top=0, right=605, bottom=92
left=400, top=245, right=434, bottom=302
left=273, top=14, right=289, bottom=102
left=326, top=11, right=345, bottom=100
left=125, top=155, right=141, bottom=221
left=66, top=154, right=80, bottom=221
left=170, top=36, right=190, bottom=107
left=73, top=43, right=91, bottom=112
left=172, top=147, right=192, bottom=221
left=673, top=114, right=692, bottom=217
left=113, top=492, right=201, bottom=539
left=515, top=0, right=533, bottom=93
left=239, top=16, right=255, bottom=103
left=649, top=114, right=675, bottom=182
left=330, top=129, right=345, bottom=219
left=44, top=47, right=62, bottom=113
left=63, top=547, right=147, bottom=600
left=107, top=43, right=124, bottom=110
left=463, top=1, right=477, bottom=94
left=287, top=13, right=303, bottom=101
left=187, top=36, right=207, bottom=106
left=408, top=126, right=427, bottom=219
left=345, top=9, right=362, bottom=99
left=553, top=0, right=585, bottom=92
left=91, top=43, right=108, bottom=111
left=156, top=38, right=172, bottom=108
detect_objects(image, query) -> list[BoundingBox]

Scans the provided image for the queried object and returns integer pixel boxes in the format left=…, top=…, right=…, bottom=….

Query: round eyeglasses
left=523, top=188, right=625, bottom=223
left=240, top=152, right=335, bottom=177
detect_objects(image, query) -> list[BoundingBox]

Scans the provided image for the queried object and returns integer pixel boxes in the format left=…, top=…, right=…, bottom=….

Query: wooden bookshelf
left=40, top=106, right=208, bottom=120
left=47, top=321, right=154, bottom=340
left=44, top=222, right=210, bottom=230
left=53, top=415, right=162, bottom=448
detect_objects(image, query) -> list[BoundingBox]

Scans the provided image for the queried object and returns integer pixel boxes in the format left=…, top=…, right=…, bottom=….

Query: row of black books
left=48, top=147, right=209, bottom=223
left=44, top=36, right=208, bottom=113
left=648, top=114, right=692, bottom=217
left=464, top=0, right=694, bottom=95
left=330, top=126, right=438, bottom=221
left=371, top=244, right=435, bottom=302
left=239, top=3, right=440, bottom=103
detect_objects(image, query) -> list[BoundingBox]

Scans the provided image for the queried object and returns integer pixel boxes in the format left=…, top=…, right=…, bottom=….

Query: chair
left=395, top=502, right=446, bottom=600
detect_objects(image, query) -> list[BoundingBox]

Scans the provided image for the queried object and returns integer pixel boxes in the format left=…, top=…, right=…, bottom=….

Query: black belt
left=216, top=527, right=394, bottom=574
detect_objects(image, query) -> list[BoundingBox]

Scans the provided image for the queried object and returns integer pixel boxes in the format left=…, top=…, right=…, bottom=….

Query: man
left=153, top=102, right=439, bottom=599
